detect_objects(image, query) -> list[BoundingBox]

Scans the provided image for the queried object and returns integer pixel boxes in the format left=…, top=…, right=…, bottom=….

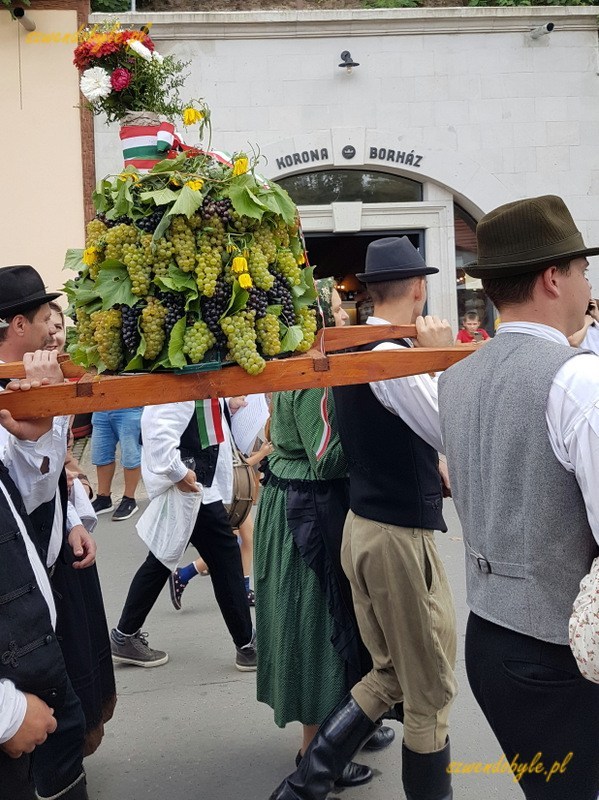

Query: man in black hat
left=270, top=236, right=457, bottom=800
left=0, top=265, right=93, bottom=800
left=438, top=195, right=599, bottom=799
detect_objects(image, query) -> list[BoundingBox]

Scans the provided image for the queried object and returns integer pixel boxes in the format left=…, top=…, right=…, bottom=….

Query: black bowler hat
left=0, top=265, right=61, bottom=317
left=356, top=237, right=439, bottom=283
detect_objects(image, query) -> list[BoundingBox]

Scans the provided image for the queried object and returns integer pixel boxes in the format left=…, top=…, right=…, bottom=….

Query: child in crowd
left=455, top=311, right=490, bottom=345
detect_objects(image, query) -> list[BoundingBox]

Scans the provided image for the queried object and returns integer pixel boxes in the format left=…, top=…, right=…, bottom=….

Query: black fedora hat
left=356, top=237, right=439, bottom=283
left=0, top=266, right=61, bottom=317
left=466, top=195, right=599, bottom=278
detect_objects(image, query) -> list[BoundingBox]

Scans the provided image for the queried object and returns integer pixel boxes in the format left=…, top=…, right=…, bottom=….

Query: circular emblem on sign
left=342, top=145, right=356, bottom=160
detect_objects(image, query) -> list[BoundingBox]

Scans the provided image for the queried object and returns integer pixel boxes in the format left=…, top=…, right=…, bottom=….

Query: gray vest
left=439, top=333, right=598, bottom=645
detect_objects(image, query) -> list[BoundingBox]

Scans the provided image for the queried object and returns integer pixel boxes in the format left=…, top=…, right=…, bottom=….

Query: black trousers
left=466, top=612, right=599, bottom=800
left=118, top=500, right=253, bottom=648
left=0, top=679, right=85, bottom=800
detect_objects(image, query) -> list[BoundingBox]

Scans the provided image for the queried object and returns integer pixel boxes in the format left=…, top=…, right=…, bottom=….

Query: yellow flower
left=182, top=107, right=204, bottom=126
left=185, top=179, right=203, bottom=191
left=232, top=157, right=249, bottom=177
left=239, top=273, right=253, bottom=289
left=118, top=171, right=140, bottom=183
left=83, top=246, right=99, bottom=266
left=296, top=251, right=306, bottom=265
left=232, top=256, right=248, bottom=274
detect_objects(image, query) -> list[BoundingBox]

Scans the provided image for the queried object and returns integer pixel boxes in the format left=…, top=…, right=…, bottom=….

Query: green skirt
left=254, top=480, right=345, bottom=728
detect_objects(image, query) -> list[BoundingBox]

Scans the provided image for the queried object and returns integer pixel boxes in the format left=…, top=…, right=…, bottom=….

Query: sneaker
left=110, top=628, right=169, bottom=668
left=92, top=494, right=113, bottom=515
left=235, top=629, right=257, bottom=672
left=246, top=589, right=255, bottom=607
left=169, top=569, right=188, bottom=611
left=112, top=496, right=138, bottom=522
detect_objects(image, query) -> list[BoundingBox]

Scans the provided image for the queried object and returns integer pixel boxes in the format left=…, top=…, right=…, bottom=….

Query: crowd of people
left=1, top=193, right=598, bottom=800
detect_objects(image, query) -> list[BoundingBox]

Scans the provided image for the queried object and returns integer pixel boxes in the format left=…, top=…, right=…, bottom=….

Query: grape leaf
left=221, top=280, right=249, bottom=320
left=92, top=178, right=113, bottom=214
left=167, top=317, right=188, bottom=369
left=152, top=211, right=172, bottom=243
left=139, top=187, right=179, bottom=206
left=167, top=184, right=205, bottom=218
left=150, top=154, right=187, bottom=173
left=63, top=249, right=84, bottom=273
left=154, top=265, right=198, bottom=295
left=266, top=304, right=282, bottom=317
left=280, top=325, right=304, bottom=353
left=291, top=266, right=317, bottom=308
left=228, top=175, right=266, bottom=222
left=95, top=263, right=137, bottom=309
left=110, top=180, right=134, bottom=219
left=124, top=353, right=145, bottom=372
left=267, top=181, right=297, bottom=226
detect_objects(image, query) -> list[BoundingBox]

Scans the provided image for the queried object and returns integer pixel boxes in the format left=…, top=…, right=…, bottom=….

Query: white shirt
left=366, top=316, right=444, bottom=453
left=497, top=322, right=599, bottom=546
left=141, top=400, right=233, bottom=505
left=581, top=321, right=599, bottom=355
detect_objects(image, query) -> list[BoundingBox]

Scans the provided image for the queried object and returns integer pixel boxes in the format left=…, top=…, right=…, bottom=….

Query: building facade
left=92, top=7, right=599, bottom=332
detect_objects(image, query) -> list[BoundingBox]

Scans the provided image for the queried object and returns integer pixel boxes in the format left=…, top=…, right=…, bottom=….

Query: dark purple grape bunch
left=121, top=303, right=142, bottom=355
left=201, top=278, right=230, bottom=346
left=267, top=274, right=296, bottom=327
left=97, top=213, right=133, bottom=229
left=201, top=197, right=233, bottom=224
left=247, top=288, right=268, bottom=320
left=136, top=208, right=166, bottom=234
left=156, top=290, right=186, bottom=338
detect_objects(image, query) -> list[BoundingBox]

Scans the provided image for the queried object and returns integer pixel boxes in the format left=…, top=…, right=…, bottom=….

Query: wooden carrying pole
left=0, top=326, right=476, bottom=420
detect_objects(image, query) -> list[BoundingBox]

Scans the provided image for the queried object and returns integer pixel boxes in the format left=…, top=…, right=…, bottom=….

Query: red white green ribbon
left=194, top=398, right=224, bottom=449
left=315, top=388, right=332, bottom=461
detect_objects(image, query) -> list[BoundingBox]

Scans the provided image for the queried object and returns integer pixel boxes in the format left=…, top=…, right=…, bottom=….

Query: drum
left=226, top=452, right=256, bottom=530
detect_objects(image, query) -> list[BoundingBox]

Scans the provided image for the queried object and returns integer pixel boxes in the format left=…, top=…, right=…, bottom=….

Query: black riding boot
left=269, top=695, right=378, bottom=800
left=36, top=772, right=88, bottom=800
left=402, top=739, right=453, bottom=800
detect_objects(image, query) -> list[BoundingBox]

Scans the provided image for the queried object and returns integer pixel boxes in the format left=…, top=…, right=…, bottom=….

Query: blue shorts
left=91, top=408, right=142, bottom=469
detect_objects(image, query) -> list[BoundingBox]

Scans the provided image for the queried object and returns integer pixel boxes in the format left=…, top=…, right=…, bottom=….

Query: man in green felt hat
left=438, top=195, right=599, bottom=800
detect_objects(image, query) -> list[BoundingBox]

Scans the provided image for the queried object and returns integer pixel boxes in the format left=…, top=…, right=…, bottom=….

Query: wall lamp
left=13, top=6, right=36, bottom=31
left=530, top=23, right=554, bottom=40
left=339, top=51, right=360, bottom=74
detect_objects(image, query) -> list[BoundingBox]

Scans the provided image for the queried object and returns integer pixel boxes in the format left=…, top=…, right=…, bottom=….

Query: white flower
left=152, top=51, right=164, bottom=64
left=128, top=39, right=153, bottom=62
left=80, top=67, right=112, bottom=102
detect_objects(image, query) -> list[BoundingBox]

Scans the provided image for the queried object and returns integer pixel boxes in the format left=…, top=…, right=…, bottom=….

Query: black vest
left=332, top=340, right=446, bottom=531
left=0, top=462, right=68, bottom=710
left=177, top=402, right=229, bottom=488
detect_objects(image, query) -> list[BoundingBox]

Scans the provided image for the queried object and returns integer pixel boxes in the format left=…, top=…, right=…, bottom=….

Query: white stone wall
left=91, top=8, right=599, bottom=294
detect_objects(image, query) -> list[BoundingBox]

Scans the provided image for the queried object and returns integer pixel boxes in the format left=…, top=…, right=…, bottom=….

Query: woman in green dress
left=254, top=279, right=391, bottom=788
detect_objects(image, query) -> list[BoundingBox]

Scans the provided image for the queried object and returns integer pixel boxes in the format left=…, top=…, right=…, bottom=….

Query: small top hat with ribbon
left=0, top=266, right=61, bottom=318
left=466, top=195, right=599, bottom=278
left=356, top=237, right=439, bottom=283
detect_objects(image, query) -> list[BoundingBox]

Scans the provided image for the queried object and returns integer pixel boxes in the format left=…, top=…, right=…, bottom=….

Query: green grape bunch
left=122, top=240, right=153, bottom=296
left=104, top=223, right=138, bottom=262
left=256, top=313, right=281, bottom=357
left=195, top=232, right=223, bottom=297
left=275, top=248, right=302, bottom=287
left=220, top=310, right=266, bottom=375
left=248, top=244, right=275, bottom=291
left=141, top=297, right=167, bottom=361
left=85, top=218, right=107, bottom=249
left=183, top=320, right=216, bottom=363
left=152, top=236, right=175, bottom=278
left=75, top=307, right=94, bottom=348
left=168, top=216, right=196, bottom=272
left=91, top=308, right=123, bottom=371
left=253, top=223, right=277, bottom=263
left=295, top=307, right=318, bottom=353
